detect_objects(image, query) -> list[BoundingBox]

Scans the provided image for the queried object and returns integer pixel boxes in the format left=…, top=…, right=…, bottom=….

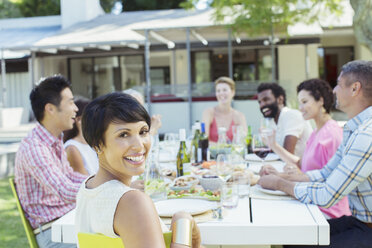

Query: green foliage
left=14, top=0, right=60, bottom=17
left=183, top=0, right=344, bottom=37
left=100, top=0, right=116, bottom=12
left=0, top=0, right=22, bottom=18
left=350, top=0, right=372, bottom=52
left=0, top=177, right=28, bottom=248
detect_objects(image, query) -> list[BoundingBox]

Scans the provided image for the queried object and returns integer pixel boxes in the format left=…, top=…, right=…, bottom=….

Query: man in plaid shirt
left=259, top=60, right=372, bottom=247
left=15, top=75, right=87, bottom=248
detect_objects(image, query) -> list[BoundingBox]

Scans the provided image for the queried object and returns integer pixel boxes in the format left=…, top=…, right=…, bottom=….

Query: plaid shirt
left=15, top=122, right=87, bottom=229
left=295, top=106, right=372, bottom=223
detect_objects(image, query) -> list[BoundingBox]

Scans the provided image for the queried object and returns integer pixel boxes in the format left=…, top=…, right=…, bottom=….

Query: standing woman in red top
left=202, top=76, right=247, bottom=144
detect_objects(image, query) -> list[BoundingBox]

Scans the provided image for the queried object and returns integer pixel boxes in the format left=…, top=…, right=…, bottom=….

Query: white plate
left=256, top=185, right=288, bottom=196
left=155, top=199, right=218, bottom=217
left=245, top=153, right=280, bottom=162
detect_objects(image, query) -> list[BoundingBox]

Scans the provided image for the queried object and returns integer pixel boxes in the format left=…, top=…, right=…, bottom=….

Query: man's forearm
left=276, top=177, right=296, bottom=197
left=279, top=172, right=310, bottom=182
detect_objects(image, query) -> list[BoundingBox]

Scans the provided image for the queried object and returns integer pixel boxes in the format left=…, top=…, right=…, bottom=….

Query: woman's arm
left=234, top=110, right=248, bottom=136
left=65, top=145, right=89, bottom=175
left=114, top=190, right=166, bottom=248
left=262, top=131, right=301, bottom=167
left=201, top=108, right=213, bottom=137
left=170, top=212, right=202, bottom=248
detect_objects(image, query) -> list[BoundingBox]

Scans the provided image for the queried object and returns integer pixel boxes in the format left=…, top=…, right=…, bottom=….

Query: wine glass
left=216, top=154, right=234, bottom=183
left=216, top=154, right=238, bottom=210
left=252, top=134, right=271, bottom=165
left=260, top=118, right=275, bottom=138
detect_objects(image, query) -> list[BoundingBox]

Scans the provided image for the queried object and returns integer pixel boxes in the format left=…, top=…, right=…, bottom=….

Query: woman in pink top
left=261, top=79, right=351, bottom=219
left=202, top=76, right=247, bottom=143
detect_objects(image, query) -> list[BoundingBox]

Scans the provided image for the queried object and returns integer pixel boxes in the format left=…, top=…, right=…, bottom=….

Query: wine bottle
left=176, top=129, right=190, bottom=177
left=198, top=123, right=209, bottom=162
left=191, top=122, right=201, bottom=163
left=245, top=125, right=253, bottom=154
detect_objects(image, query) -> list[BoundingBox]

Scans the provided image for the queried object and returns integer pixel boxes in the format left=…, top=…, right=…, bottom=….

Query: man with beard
left=257, top=83, right=312, bottom=157
left=258, top=60, right=372, bottom=248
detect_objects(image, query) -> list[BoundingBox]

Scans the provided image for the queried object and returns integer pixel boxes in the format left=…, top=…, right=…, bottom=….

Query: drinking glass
left=221, top=182, right=239, bottom=209
left=232, top=171, right=250, bottom=198
left=260, top=118, right=275, bottom=137
left=216, top=154, right=234, bottom=183
left=252, top=134, right=271, bottom=164
left=232, top=125, right=245, bottom=157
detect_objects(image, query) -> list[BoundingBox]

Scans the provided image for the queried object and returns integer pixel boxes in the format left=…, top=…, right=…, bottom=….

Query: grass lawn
left=0, top=177, right=28, bottom=248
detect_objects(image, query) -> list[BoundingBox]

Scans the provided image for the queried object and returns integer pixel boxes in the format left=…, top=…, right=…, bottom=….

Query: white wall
left=278, top=45, right=307, bottom=106
left=2, top=72, right=32, bottom=123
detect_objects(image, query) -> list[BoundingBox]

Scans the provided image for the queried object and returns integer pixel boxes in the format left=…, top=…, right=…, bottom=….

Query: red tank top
left=209, top=117, right=235, bottom=143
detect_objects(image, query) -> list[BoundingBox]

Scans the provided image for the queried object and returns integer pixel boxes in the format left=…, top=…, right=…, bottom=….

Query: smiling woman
left=75, top=92, right=202, bottom=248
left=202, top=77, right=247, bottom=144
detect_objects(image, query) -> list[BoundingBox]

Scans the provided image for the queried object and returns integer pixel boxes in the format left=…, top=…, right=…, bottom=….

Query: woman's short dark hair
left=30, top=75, right=71, bottom=122
left=82, top=92, right=151, bottom=149
left=63, top=96, right=91, bottom=143
left=257, top=83, right=287, bottom=105
left=297, top=79, right=334, bottom=113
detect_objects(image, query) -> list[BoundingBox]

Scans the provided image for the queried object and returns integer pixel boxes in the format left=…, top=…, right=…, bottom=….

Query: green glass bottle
left=245, top=125, right=253, bottom=154
left=177, top=129, right=190, bottom=177
left=192, top=122, right=201, bottom=163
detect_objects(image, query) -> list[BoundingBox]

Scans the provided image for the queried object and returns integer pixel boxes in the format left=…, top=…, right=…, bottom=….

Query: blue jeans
left=284, top=215, right=372, bottom=248
left=36, top=228, right=76, bottom=248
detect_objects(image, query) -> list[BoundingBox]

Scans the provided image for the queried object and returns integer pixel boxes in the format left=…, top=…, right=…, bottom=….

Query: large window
left=318, top=47, right=354, bottom=88
left=192, top=47, right=275, bottom=84
left=70, top=55, right=146, bottom=99
left=120, top=55, right=145, bottom=90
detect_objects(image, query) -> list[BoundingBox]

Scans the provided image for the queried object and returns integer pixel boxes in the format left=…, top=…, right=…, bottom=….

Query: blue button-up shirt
left=294, top=106, right=372, bottom=223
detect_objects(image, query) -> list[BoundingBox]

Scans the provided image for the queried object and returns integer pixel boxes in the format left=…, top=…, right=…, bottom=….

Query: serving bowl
left=199, top=175, right=223, bottom=191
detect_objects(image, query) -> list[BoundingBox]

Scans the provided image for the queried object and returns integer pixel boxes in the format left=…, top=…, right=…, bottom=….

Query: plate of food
left=256, top=184, right=288, bottom=196
left=167, top=187, right=220, bottom=201
left=155, top=199, right=218, bottom=217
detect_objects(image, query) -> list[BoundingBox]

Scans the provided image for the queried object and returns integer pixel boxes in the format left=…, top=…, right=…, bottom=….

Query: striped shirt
left=295, top=106, right=372, bottom=223
left=15, top=122, right=87, bottom=229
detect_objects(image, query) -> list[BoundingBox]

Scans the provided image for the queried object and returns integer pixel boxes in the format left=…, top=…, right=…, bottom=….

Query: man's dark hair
left=82, top=92, right=151, bottom=149
left=341, top=60, right=372, bottom=100
left=63, top=96, right=91, bottom=143
left=257, top=83, right=287, bottom=105
left=30, top=75, right=72, bottom=122
left=297, top=79, right=334, bottom=113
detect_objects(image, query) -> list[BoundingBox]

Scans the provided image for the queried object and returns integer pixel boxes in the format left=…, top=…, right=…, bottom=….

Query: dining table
left=51, top=155, right=330, bottom=247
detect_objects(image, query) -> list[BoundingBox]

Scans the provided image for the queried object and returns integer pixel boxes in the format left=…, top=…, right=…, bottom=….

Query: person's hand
left=259, top=164, right=278, bottom=176
left=170, top=211, right=202, bottom=248
left=130, top=179, right=144, bottom=191
left=258, top=174, right=281, bottom=191
left=150, top=114, right=162, bottom=136
left=283, top=163, right=301, bottom=175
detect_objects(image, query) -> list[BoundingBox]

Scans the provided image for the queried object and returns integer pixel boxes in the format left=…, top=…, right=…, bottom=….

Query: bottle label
left=183, top=162, right=191, bottom=175
left=197, top=148, right=202, bottom=163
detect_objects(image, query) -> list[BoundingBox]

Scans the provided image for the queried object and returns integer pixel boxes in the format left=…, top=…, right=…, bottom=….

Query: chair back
left=8, top=177, right=39, bottom=248
left=78, top=231, right=172, bottom=248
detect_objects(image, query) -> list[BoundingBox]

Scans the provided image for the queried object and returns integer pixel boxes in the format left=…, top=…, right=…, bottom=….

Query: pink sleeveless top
left=209, top=116, right=235, bottom=143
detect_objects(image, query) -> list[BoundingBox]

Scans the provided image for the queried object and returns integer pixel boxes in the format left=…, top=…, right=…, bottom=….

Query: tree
left=350, top=0, right=372, bottom=53
left=13, top=0, right=60, bottom=17
left=0, top=0, right=22, bottom=18
left=183, top=0, right=343, bottom=80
